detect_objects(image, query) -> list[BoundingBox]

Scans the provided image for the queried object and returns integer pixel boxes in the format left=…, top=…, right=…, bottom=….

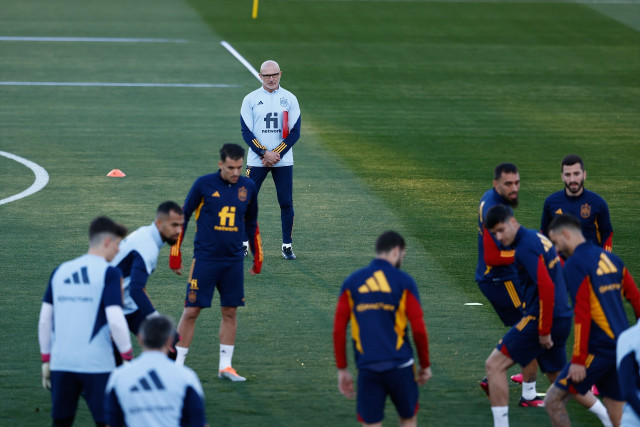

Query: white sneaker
left=218, top=366, right=246, bottom=382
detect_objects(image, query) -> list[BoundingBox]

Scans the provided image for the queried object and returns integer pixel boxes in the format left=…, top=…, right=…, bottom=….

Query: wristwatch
left=258, top=149, right=267, bottom=158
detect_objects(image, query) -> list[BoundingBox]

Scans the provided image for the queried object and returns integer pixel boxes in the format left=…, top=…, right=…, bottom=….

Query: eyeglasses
left=260, top=72, right=281, bottom=79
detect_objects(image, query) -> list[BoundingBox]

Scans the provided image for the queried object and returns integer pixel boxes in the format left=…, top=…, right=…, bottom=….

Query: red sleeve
left=603, top=232, right=613, bottom=253
left=250, top=224, right=263, bottom=274
left=536, top=255, right=555, bottom=336
left=483, top=227, right=515, bottom=266
left=169, top=227, right=184, bottom=270
left=405, top=292, right=430, bottom=369
left=333, top=291, right=351, bottom=369
left=571, top=276, right=592, bottom=365
left=622, top=268, right=640, bottom=319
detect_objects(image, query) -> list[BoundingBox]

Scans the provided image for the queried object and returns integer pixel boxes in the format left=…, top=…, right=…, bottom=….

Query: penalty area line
left=0, top=36, right=188, bottom=43
left=0, top=151, right=49, bottom=206
left=0, top=82, right=239, bottom=88
left=220, top=41, right=261, bottom=82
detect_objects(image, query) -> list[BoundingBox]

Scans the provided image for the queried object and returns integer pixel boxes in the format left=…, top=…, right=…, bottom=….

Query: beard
left=163, top=235, right=179, bottom=245
left=506, top=197, right=519, bottom=209
left=565, top=179, right=584, bottom=195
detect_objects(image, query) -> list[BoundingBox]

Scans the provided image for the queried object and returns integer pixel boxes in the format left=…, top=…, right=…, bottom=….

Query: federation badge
left=280, top=97, right=288, bottom=108
left=188, top=290, right=197, bottom=303
left=580, top=203, right=591, bottom=218
left=238, top=186, right=247, bottom=202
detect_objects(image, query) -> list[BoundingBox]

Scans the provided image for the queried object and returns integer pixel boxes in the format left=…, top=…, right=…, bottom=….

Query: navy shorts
left=357, top=364, right=419, bottom=424
left=498, top=316, right=571, bottom=373
left=50, top=370, right=110, bottom=423
left=184, top=258, right=244, bottom=308
left=477, top=278, right=523, bottom=327
left=554, top=351, right=623, bottom=400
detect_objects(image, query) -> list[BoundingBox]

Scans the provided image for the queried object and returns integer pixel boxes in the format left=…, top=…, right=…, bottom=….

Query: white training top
left=45, top=254, right=124, bottom=373
left=110, top=223, right=163, bottom=314
left=241, top=86, right=301, bottom=167
left=105, top=351, right=207, bottom=427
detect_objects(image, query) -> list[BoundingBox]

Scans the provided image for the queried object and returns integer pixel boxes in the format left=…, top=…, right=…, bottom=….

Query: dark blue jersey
left=512, top=227, right=572, bottom=335
left=476, top=189, right=517, bottom=282
left=541, top=189, right=613, bottom=251
left=180, top=171, right=258, bottom=261
left=333, top=259, right=429, bottom=372
left=563, top=243, right=640, bottom=362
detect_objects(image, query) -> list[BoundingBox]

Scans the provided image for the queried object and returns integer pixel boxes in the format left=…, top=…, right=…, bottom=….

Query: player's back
left=514, top=227, right=572, bottom=321
left=106, top=351, right=206, bottom=427
left=110, top=224, right=161, bottom=313
left=48, top=254, right=119, bottom=372
left=564, top=243, right=633, bottom=351
left=341, top=259, right=420, bottom=371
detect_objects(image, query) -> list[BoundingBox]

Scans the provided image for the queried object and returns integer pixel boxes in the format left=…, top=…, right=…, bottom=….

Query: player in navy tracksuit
left=169, top=144, right=262, bottom=381
left=544, top=214, right=640, bottom=427
left=484, top=206, right=600, bottom=427
left=333, top=231, right=431, bottom=426
left=241, top=59, right=301, bottom=260
left=476, top=163, right=542, bottom=403
left=541, top=154, right=613, bottom=252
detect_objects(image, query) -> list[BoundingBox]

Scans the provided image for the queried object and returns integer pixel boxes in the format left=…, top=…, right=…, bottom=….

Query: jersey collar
left=150, top=222, right=164, bottom=248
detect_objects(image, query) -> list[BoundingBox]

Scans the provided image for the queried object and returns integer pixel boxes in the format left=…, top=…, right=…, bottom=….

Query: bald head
left=259, top=60, right=282, bottom=92
left=260, top=60, right=280, bottom=73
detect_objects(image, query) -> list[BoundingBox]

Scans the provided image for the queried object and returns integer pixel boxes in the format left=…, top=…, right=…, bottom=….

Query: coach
left=240, top=59, right=301, bottom=260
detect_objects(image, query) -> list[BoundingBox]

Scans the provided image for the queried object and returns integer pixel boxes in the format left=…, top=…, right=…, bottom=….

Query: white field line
left=279, top=0, right=639, bottom=3
left=0, top=151, right=49, bottom=206
left=0, top=82, right=239, bottom=88
left=220, top=41, right=261, bottom=82
left=0, top=36, right=188, bottom=43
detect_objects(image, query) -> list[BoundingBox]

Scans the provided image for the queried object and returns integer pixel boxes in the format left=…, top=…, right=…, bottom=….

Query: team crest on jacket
left=581, top=203, right=591, bottom=218
left=280, top=97, right=288, bottom=108
left=238, top=186, right=247, bottom=202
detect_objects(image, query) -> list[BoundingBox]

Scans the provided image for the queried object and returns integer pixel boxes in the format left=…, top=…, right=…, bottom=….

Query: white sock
left=588, top=399, right=613, bottom=427
left=491, top=406, right=509, bottom=427
left=282, top=243, right=291, bottom=249
left=219, top=344, right=234, bottom=371
left=522, top=381, right=537, bottom=400
left=175, top=346, right=188, bottom=366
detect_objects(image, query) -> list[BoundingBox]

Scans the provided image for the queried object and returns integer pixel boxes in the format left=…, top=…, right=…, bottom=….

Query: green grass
left=1, top=0, right=639, bottom=425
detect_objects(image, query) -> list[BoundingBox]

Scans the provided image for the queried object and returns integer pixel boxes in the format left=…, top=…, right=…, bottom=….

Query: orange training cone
left=107, top=169, right=126, bottom=177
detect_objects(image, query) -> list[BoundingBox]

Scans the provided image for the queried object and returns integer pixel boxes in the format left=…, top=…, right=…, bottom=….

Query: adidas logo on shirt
left=130, top=369, right=165, bottom=392
left=257, top=101, right=263, bottom=105
left=63, top=266, right=90, bottom=285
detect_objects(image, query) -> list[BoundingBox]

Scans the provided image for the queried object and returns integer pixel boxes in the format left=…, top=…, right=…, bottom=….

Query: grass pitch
left=1, top=0, right=639, bottom=425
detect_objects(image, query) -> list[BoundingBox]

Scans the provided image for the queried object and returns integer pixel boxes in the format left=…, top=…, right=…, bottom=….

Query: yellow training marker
left=252, top=0, right=259, bottom=19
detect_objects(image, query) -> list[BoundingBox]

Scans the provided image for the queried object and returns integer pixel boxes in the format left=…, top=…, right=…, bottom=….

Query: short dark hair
left=157, top=201, right=182, bottom=217
left=548, top=214, right=582, bottom=234
left=375, top=231, right=406, bottom=254
left=220, top=143, right=245, bottom=162
left=89, top=217, right=127, bottom=242
left=485, top=204, right=514, bottom=230
left=561, top=154, right=584, bottom=171
left=494, top=163, right=518, bottom=180
left=139, top=315, right=176, bottom=350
